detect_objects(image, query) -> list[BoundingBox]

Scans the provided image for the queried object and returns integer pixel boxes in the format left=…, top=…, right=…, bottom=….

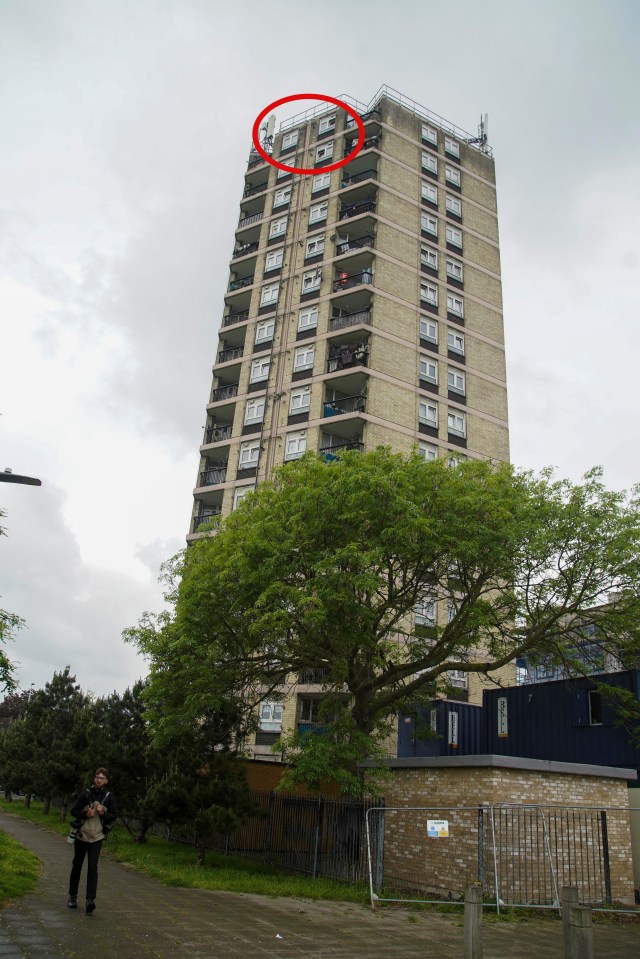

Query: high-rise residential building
left=188, top=86, right=510, bottom=759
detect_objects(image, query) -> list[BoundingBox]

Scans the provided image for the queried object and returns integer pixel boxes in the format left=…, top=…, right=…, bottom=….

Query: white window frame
left=446, top=258, right=463, bottom=281
left=445, top=137, right=460, bottom=157
left=273, top=187, right=291, bottom=208
left=447, top=329, right=465, bottom=354
left=282, top=130, right=298, bottom=150
left=421, top=247, right=438, bottom=270
left=238, top=439, right=260, bottom=468
left=446, top=195, right=462, bottom=216
left=447, top=293, right=464, bottom=317
left=260, top=282, right=279, bottom=307
left=244, top=397, right=265, bottom=425
left=302, top=268, right=322, bottom=293
left=318, top=114, right=336, bottom=134
left=419, top=399, right=438, bottom=428
left=233, top=485, right=254, bottom=509
left=418, top=442, right=437, bottom=462
left=446, top=225, right=463, bottom=248
left=445, top=165, right=461, bottom=187
left=420, top=317, right=438, bottom=343
left=422, top=124, right=438, bottom=146
left=420, top=282, right=438, bottom=306
left=269, top=216, right=287, bottom=239
left=294, top=344, right=315, bottom=372
left=447, top=410, right=466, bottom=437
left=250, top=357, right=271, bottom=383
left=312, top=172, right=331, bottom=193
left=265, top=248, right=284, bottom=272
left=277, top=166, right=291, bottom=180
left=260, top=701, right=283, bottom=731
left=416, top=595, right=436, bottom=626
left=309, top=201, right=328, bottom=224
left=255, top=318, right=275, bottom=343
left=315, top=142, right=334, bottom=163
left=419, top=355, right=438, bottom=384
left=284, top=430, right=307, bottom=461
left=447, top=368, right=466, bottom=394
left=421, top=212, right=438, bottom=237
left=305, top=236, right=325, bottom=258
left=290, top=386, right=311, bottom=413
left=421, top=182, right=438, bottom=204
left=422, top=152, right=438, bottom=174
left=447, top=669, right=468, bottom=689
left=298, top=306, right=318, bottom=331
left=448, top=451, right=467, bottom=467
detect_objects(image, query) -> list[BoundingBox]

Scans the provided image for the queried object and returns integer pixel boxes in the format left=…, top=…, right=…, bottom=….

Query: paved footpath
left=1, top=810, right=638, bottom=959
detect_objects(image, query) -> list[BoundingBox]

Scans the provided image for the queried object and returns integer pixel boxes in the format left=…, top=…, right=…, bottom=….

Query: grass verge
left=0, top=829, right=41, bottom=905
left=0, top=797, right=368, bottom=904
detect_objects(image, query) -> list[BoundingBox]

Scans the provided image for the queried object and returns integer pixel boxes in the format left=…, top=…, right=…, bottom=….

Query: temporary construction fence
left=365, top=803, right=639, bottom=914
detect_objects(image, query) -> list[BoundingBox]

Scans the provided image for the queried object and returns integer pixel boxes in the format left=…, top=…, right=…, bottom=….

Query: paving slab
left=1, top=809, right=638, bottom=958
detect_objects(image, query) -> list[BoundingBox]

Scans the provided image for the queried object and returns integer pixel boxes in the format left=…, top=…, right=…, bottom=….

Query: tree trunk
left=4, top=788, right=12, bottom=801
left=43, top=794, right=51, bottom=815
left=196, top=839, right=205, bottom=866
left=24, top=794, right=31, bottom=808
left=59, top=798, right=68, bottom=821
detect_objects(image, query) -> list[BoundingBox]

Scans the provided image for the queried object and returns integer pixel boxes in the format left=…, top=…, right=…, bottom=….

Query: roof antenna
left=260, top=114, right=276, bottom=154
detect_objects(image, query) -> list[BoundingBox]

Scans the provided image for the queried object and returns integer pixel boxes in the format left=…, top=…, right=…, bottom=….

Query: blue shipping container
left=398, top=700, right=483, bottom=758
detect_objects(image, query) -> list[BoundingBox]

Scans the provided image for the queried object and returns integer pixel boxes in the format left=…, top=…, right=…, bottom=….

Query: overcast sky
left=1, top=0, right=639, bottom=698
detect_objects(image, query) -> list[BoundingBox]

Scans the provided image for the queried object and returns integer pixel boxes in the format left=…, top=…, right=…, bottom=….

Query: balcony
left=228, top=275, right=254, bottom=293
left=191, top=508, right=222, bottom=533
left=335, top=235, right=375, bottom=256
left=199, top=465, right=228, bottom=488
left=329, top=309, right=372, bottom=332
left=237, top=210, right=263, bottom=230
left=222, top=309, right=249, bottom=328
left=338, top=199, right=376, bottom=221
left=320, top=440, right=364, bottom=460
left=340, top=168, right=377, bottom=189
left=345, top=108, right=381, bottom=130
left=204, top=424, right=232, bottom=444
left=323, top=393, right=366, bottom=417
left=216, top=346, right=243, bottom=364
left=231, top=241, right=259, bottom=261
left=210, top=384, right=238, bottom=403
left=327, top=340, right=369, bottom=373
left=242, top=181, right=268, bottom=199
left=247, top=150, right=267, bottom=169
left=343, top=135, right=380, bottom=158
left=297, top=722, right=329, bottom=737
left=332, top=269, right=373, bottom=293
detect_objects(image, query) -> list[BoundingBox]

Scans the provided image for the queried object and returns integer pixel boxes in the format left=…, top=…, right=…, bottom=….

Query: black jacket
left=70, top=784, right=117, bottom=827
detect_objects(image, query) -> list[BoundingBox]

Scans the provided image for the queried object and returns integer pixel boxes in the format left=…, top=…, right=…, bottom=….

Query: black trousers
left=69, top=839, right=103, bottom=899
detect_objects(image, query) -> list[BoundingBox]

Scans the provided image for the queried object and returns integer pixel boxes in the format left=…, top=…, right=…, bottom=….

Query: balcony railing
left=346, top=109, right=381, bottom=128
left=320, top=441, right=364, bottom=460
left=222, top=309, right=249, bottom=327
left=216, top=346, right=243, bottom=364
left=231, top=241, right=259, bottom=260
left=340, top=169, right=377, bottom=189
left=343, top=136, right=380, bottom=157
left=247, top=152, right=266, bottom=168
left=192, top=509, right=222, bottom=533
left=204, top=424, right=232, bottom=443
left=330, top=310, right=372, bottom=331
left=336, top=235, right=375, bottom=256
left=199, top=466, right=228, bottom=487
left=338, top=200, right=376, bottom=220
left=323, top=394, right=366, bottom=417
left=297, top=722, right=329, bottom=737
left=327, top=343, right=369, bottom=373
left=332, top=270, right=373, bottom=292
left=229, top=275, right=254, bottom=291
left=242, top=182, right=268, bottom=199
left=238, top=211, right=263, bottom=229
left=210, top=384, right=238, bottom=403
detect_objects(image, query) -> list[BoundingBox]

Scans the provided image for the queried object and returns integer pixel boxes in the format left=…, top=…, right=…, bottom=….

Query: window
left=309, top=201, right=328, bottom=224
left=419, top=399, right=438, bottom=428
left=447, top=670, right=468, bottom=689
left=298, top=306, right=318, bottom=331
left=260, top=702, right=283, bottom=731
left=250, top=357, right=270, bottom=383
left=421, top=247, right=438, bottom=270
left=312, top=172, right=331, bottom=193
left=290, top=386, right=311, bottom=413
left=446, top=225, right=463, bottom=248
left=285, top=430, right=307, bottom=460
left=447, top=329, right=464, bottom=354
left=316, top=142, right=334, bottom=163
left=277, top=166, right=291, bottom=180
left=421, top=182, right=438, bottom=204
left=260, top=282, right=279, bottom=307
left=420, top=282, right=438, bottom=306
left=294, top=344, right=315, bottom=372
left=273, top=187, right=291, bottom=208
left=447, top=368, right=466, bottom=394
left=536, top=663, right=557, bottom=681
left=255, top=318, right=275, bottom=343
left=447, top=410, right=466, bottom=437
left=422, top=124, right=437, bottom=145
left=282, top=130, right=298, bottom=149
left=588, top=689, right=602, bottom=725
left=233, top=485, right=254, bottom=509
left=445, top=137, right=460, bottom=157
left=238, top=439, right=260, bottom=468
left=418, top=442, right=437, bottom=461
left=447, top=293, right=464, bottom=316
left=318, top=114, right=336, bottom=134
left=446, top=195, right=462, bottom=217
left=420, top=317, right=438, bottom=342
left=446, top=258, right=463, bottom=281
left=269, top=216, right=287, bottom=239
left=302, top=268, right=322, bottom=293
left=306, top=236, right=324, bottom=258
left=421, top=213, right=438, bottom=237
left=445, top=165, right=461, bottom=187
left=422, top=152, right=438, bottom=174
left=244, top=397, right=265, bottom=424
left=265, top=249, right=283, bottom=271
left=448, top=451, right=467, bottom=467
left=419, top=355, right=438, bottom=383
left=416, top=596, right=436, bottom=626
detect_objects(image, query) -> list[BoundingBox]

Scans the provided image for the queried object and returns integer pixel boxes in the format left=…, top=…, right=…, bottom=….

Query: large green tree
left=0, top=507, right=22, bottom=693
left=125, top=451, right=640, bottom=793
